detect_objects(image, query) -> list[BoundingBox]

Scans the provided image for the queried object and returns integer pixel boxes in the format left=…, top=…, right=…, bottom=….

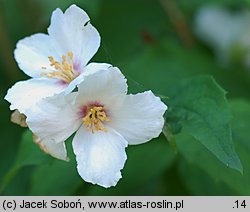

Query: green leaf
left=175, top=99, right=250, bottom=195
left=125, top=39, right=250, bottom=100
left=13, top=130, right=52, bottom=167
left=0, top=99, right=23, bottom=182
left=29, top=160, right=83, bottom=195
left=176, top=129, right=250, bottom=195
left=166, top=76, right=242, bottom=172
left=29, top=140, right=83, bottom=195
left=93, top=0, right=169, bottom=65
left=230, top=100, right=250, bottom=152
left=0, top=130, right=52, bottom=193
left=177, top=159, right=236, bottom=195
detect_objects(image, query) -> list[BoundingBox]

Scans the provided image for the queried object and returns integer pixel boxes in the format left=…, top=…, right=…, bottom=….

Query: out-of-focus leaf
left=167, top=76, right=242, bottom=172
left=124, top=41, right=200, bottom=95
left=124, top=40, right=250, bottom=99
left=177, top=159, right=236, bottom=195
left=230, top=100, right=250, bottom=152
left=0, top=99, right=22, bottom=180
left=13, top=130, right=52, bottom=167
left=29, top=161, right=83, bottom=195
left=0, top=130, right=52, bottom=193
left=93, top=0, right=167, bottom=64
left=86, top=135, right=175, bottom=195
left=2, top=167, right=34, bottom=196
left=29, top=139, right=83, bottom=195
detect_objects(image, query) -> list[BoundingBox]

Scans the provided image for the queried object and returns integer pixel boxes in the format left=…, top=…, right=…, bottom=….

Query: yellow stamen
left=82, top=106, right=110, bottom=133
left=41, top=51, right=79, bottom=83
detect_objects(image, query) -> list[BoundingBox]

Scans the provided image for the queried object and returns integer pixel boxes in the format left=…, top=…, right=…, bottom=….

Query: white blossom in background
left=194, top=6, right=250, bottom=67
left=5, top=4, right=110, bottom=161
left=25, top=67, right=167, bottom=188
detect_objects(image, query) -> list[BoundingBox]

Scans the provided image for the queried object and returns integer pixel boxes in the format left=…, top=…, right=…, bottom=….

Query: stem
left=160, top=0, right=194, bottom=47
left=0, top=166, right=20, bottom=194
left=163, top=123, right=177, bottom=154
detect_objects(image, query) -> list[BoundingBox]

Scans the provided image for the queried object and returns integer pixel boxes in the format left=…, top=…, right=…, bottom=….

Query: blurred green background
left=1, top=0, right=250, bottom=195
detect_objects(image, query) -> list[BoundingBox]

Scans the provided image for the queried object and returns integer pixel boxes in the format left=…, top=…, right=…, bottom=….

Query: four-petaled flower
left=26, top=68, right=167, bottom=188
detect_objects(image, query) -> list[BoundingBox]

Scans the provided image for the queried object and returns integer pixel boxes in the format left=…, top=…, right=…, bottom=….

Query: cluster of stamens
left=41, top=51, right=79, bottom=83
left=82, top=106, right=110, bottom=133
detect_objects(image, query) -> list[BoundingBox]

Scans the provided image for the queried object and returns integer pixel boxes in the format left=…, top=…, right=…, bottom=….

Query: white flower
left=25, top=67, right=167, bottom=188
left=194, top=6, right=250, bottom=67
left=5, top=4, right=109, bottom=114
left=4, top=4, right=109, bottom=161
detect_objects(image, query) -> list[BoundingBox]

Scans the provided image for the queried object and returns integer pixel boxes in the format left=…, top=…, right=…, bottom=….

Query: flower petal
left=5, top=78, right=65, bottom=114
left=109, top=91, right=167, bottom=145
left=48, top=4, right=100, bottom=69
left=14, top=33, right=57, bottom=78
left=73, top=125, right=128, bottom=188
left=82, top=62, right=113, bottom=76
left=64, top=63, right=112, bottom=94
left=76, top=67, right=127, bottom=109
left=26, top=92, right=82, bottom=143
left=33, top=134, right=69, bottom=161
left=11, top=110, right=27, bottom=127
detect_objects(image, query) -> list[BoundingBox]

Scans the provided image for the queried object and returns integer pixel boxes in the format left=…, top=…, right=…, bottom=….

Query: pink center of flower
left=80, top=102, right=110, bottom=133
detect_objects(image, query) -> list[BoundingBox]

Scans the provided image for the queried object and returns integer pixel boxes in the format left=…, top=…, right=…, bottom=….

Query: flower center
left=41, top=52, right=79, bottom=83
left=82, top=106, right=110, bottom=133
